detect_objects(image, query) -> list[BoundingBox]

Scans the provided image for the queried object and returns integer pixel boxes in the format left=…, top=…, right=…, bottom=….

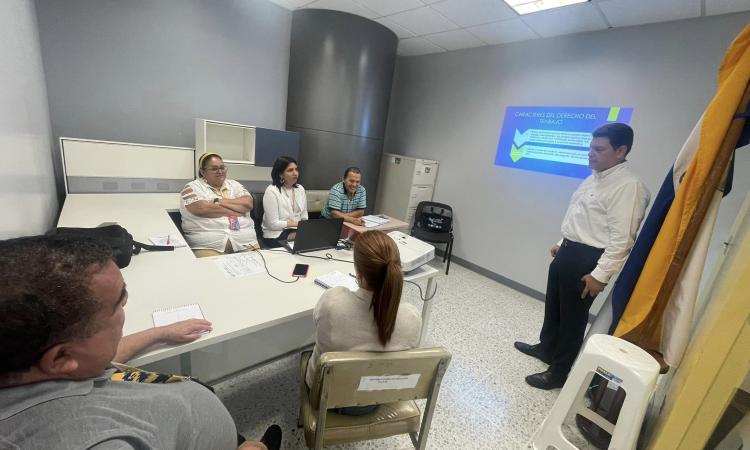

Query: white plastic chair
left=530, top=334, right=660, bottom=450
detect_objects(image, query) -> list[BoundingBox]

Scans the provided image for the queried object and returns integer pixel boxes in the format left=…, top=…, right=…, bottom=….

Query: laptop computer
left=281, top=218, right=344, bottom=254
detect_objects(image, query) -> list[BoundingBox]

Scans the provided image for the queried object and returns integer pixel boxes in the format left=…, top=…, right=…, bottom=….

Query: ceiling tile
left=303, top=0, right=379, bottom=19
left=430, top=0, right=517, bottom=27
left=705, top=0, right=750, bottom=16
left=521, top=3, right=608, bottom=38
left=420, top=0, right=444, bottom=4
left=374, top=17, right=417, bottom=38
left=388, top=6, right=460, bottom=35
left=598, top=0, right=701, bottom=28
left=468, top=18, right=538, bottom=45
left=356, top=0, right=424, bottom=17
left=424, top=28, right=486, bottom=51
left=398, top=36, right=447, bottom=56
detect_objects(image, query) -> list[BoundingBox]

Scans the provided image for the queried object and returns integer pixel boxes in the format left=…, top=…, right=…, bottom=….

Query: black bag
left=51, top=224, right=173, bottom=268
left=418, top=206, right=452, bottom=233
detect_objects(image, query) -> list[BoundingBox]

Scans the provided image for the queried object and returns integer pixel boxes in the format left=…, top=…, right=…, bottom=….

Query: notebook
left=152, top=303, right=205, bottom=327
left=314, top=271, right=359, bottom=291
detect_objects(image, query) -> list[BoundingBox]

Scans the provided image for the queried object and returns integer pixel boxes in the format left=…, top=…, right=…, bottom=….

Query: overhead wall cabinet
left=375, top=153, right=439, bottom=226
left=195, top=119, right=300, bottom=191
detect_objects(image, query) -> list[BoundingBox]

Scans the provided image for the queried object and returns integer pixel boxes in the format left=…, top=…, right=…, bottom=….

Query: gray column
left=286, top=9, right=397, bottom=210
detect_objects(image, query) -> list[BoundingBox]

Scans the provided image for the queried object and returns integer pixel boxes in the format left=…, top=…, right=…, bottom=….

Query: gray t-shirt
left=0, top=369, right=237, bottom=450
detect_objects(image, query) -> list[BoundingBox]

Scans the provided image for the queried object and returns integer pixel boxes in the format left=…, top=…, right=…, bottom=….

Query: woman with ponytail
left=305, top=230, right=422, bottom=414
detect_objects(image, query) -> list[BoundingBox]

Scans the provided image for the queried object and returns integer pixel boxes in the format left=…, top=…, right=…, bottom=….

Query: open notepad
left=314, top=271, right=359, bottom=291
left=152, top=303, right=205, bottom=327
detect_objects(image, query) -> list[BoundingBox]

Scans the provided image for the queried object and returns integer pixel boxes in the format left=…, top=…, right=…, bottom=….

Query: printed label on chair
left=595, top=366, right=623, bottom=385
left=357, top=374, right=420, bottom=391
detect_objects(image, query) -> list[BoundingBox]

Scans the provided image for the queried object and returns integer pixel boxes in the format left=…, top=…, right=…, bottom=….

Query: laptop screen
left=289, top=218, right=344, bottom=253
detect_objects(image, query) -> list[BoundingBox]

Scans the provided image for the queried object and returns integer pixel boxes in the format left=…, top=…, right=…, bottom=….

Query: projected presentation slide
left=494, top=106, right=633, bottom=179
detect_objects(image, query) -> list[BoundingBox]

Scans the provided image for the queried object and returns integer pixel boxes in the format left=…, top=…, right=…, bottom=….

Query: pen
left=166, top=235, right=170, bottom=245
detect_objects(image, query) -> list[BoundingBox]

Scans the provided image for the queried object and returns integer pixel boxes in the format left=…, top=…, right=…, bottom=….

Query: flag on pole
left=610, top=23, right=750, bottom=363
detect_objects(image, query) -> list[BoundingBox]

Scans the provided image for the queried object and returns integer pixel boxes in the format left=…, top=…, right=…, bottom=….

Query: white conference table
left=58, top=194, right=438, bottom=381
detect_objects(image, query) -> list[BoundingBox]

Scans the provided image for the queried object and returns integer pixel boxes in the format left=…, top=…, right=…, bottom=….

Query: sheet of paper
left=358, top=374, right=421, bottom=391
left=362, top=215, right=390, bottom=227
left=152, top=303, right=204, bottom=327
left=149, top=234, right=187, bottom=247
left=215, top=252, right=264, bottom=277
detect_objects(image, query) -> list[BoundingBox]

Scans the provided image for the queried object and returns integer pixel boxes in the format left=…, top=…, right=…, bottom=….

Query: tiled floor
left=214, top=261, right=583, bottom=449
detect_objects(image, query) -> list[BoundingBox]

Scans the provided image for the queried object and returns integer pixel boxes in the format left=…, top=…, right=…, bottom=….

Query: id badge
left=228, top=215, right=240, bottom=231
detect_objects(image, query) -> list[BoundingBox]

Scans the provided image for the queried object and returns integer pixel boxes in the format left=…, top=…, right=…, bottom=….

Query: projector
left=387, top=231, right=435, bottom=272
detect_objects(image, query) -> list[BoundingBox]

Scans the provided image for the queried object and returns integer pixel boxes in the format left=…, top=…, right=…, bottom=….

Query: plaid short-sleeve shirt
left=322, top=182, right=366, bottom=219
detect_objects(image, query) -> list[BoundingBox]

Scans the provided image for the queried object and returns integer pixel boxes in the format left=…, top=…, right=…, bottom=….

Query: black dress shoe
left=525, top=369, right=566, bottom=390
left=260, top=424, right=282, bottom=450
left=513, top=341, right=552, bottom=364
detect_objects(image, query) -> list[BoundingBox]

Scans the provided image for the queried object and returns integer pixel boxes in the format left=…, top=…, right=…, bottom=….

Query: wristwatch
left=213, top=198, right=220, bottom=204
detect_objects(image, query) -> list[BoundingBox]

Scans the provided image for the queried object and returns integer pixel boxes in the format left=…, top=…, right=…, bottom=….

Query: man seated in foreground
left=0, top=235, right=280, bottom=450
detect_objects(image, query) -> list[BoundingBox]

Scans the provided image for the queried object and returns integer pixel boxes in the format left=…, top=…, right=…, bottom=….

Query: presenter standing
left=321, top=167, right=367, bottom=226
left=514, top=123, right=650, bottom=390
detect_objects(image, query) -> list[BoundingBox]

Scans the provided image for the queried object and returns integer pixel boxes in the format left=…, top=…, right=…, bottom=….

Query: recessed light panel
left=503, top=0, right=589, bottom=15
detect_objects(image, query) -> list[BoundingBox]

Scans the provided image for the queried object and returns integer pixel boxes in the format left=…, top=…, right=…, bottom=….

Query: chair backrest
left=167, top=210, right=185, bottom=237
left=413, top=201, right=453, bottom=234
left=250, top=192, right=264, bottom=240
left=309, top=347, right=451, bottom=410
left=306, top=190, right=330, bottom=214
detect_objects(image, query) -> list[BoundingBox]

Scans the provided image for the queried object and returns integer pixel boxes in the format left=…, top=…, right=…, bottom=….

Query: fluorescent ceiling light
left=503, top=0, right=589, bottom=15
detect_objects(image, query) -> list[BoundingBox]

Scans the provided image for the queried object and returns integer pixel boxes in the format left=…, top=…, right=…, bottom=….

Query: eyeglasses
left=206, top=166, right=227, bottom=173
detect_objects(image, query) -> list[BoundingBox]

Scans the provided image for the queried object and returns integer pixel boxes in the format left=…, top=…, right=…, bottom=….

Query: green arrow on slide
left=510, top=145, right=526, bottom=162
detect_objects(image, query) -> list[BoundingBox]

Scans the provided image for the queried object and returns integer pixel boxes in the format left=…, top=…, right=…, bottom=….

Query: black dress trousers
left=539, top=240, right=604, bottom=376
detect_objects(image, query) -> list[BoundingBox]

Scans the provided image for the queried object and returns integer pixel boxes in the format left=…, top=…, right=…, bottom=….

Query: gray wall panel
left=34, top=0, right=292, bottom=201
left=289, top=127, right=381, bottom=212
left=255, top=128, right=300, bottom=166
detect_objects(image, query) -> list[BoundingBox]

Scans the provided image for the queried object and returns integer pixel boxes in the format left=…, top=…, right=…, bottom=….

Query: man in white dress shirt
left=514, top=123, right=650, bottom=390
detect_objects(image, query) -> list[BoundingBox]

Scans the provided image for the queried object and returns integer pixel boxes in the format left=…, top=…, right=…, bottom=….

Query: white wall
left=0, top=0, right=57, bottom=238
left=384, top=12, right=750, bottom=295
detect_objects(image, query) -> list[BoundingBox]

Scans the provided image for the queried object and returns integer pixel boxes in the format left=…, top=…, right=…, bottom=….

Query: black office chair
left=167, top=210, right=185, bottom=238
left=410, top=201, right=454, bottom=275
left=250, top=192, right=267, bottom=249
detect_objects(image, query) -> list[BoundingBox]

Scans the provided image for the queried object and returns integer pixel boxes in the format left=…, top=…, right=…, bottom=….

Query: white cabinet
left=375, top=153, right=439, bottom=226
left=195, top=119, right=256, bottom=173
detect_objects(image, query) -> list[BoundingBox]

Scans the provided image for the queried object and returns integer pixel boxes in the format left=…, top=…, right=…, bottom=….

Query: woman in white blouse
left=261, top=156, right=308, bottom=248
left=180, top=153, right=257, bottom=257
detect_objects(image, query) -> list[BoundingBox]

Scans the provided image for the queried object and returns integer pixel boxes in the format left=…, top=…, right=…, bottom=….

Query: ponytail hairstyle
left=353, top=230, right=403, bottom=346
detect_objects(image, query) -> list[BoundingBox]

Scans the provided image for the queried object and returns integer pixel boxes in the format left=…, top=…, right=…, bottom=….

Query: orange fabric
left=614, top=24, right=750, bottom=345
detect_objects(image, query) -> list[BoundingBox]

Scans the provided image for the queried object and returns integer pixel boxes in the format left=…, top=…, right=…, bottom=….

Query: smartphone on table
left=292, top=263, right=310, bottom=278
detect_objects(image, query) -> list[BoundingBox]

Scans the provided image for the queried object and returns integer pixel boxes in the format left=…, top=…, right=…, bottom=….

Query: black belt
left=561, top=238, right=604, bottom=252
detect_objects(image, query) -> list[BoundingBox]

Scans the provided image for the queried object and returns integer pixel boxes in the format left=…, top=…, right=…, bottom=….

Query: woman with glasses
left=179, top=153, right=258, bottom=257
left=261, top=156, right=308, bottom=248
